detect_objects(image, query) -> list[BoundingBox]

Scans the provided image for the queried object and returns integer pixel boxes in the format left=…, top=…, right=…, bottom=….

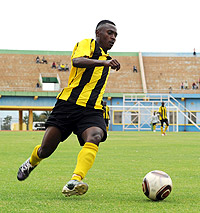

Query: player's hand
left=106, top=59, right=120, bottom=71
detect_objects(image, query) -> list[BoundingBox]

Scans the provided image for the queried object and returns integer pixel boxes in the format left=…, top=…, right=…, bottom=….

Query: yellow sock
left=72, top=142, right=98, bottom=181
left=153, top=125, right=156, bottom=131
left=161, top=126, right=163, bottom=134
left=106, top=126, right=109, bottom=132
left=164, top=125, right=168, bottom=133
left=30, top=145, right=43, bottom=166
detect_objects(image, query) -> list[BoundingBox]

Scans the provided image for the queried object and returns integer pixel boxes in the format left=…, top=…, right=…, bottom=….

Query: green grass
left=0, top=131, right=200, bottom=212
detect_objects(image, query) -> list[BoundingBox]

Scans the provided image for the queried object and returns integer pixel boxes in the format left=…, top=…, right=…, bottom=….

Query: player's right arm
left=158, top=107, right=163, bottom=119
left=72, top=57, right=120, bottom=71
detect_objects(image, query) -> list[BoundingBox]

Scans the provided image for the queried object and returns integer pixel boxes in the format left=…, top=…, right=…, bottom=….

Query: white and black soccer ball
left=142, top=170, right=172, bottom=201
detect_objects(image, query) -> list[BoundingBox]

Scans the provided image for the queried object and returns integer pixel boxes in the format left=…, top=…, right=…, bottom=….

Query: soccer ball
left=142, top=170, right=172, bottom=201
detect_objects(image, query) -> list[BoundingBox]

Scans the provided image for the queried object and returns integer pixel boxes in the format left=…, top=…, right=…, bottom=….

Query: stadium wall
left=0, top=92, right=200, bottom=132
left=103, top=93, right=200, bottom=132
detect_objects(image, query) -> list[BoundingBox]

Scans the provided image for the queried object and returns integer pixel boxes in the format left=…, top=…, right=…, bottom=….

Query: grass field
left=0, top=131, right=200, bottom=212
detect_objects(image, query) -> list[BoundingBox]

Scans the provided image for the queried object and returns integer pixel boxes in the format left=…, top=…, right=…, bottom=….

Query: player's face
left=96, top=24, right=117, bottom=52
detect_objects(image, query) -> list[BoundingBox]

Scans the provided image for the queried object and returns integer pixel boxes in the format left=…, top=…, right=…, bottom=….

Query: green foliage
left=0, top=131, right=200, bottom=212
left=1, top=115, right=12, bottom=130
left=32, top=112, right=49, bottom=122
left=23, top=111, right=50, bottom=130
left=23, top=114, right=29, bottom=130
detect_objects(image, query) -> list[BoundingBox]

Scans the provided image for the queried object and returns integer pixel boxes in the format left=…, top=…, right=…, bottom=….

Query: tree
left=40, top=111, right=51, bottom=121
left=23, top=111, right=51, bottom=130
left=33, top=112, right=50, bottom=122
left=1, top=115, right=12, bottom=130
left=33, top=112, right=40, bottom=121
left=23, top=113, right=29, bottom=130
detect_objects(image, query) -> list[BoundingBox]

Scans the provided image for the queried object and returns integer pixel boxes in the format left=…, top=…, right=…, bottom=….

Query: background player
left=102, top=101, right=110, bottom=132
left=17, top=20, right=120, bottom=197
left=151, top=111, right=159, bottom=132
left=159, top=102, right=169, bottom=136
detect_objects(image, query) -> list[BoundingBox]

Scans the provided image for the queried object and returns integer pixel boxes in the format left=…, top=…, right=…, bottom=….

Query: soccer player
left=17, top=20, right=120, bottom=197
left=151, top=111, right=159, bottom=132
left=159, top=102, right=169, bottom=136
left=102, top=101, right=110, bottom=132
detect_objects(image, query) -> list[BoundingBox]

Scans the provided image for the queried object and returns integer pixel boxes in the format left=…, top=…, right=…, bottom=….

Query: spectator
left=41, top=57, right=48, bottom=64
left=184, top=80, right=188, bottom=89
left=180, top=82, right=184, bottom=89
left=169, top=86, right=172, bottom=94
left=36, top=82, right=40, bottom=88
left=193, top=48, right=196, bottom=56
left=192, top=82, right=195, bottom=89
left=192, top=82, right=198, bottom=89
left=60, top=64, right=65, bottom=71
left=59, top=63, right=69, bottom=71
left=196, top=82, right=199, bottom=89
left=133, top=65, right=137, bottom=73
left=36, top=56, right=40, bottom=63
left=57, top=64, right=61, bottom=71
left=65, top=64, right=69, bottom=71
left=52, top=62, right=56, bottom=69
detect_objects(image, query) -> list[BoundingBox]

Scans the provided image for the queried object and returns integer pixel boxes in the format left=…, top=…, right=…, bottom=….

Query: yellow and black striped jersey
left=159, top=106, right=168, bottom=120
left=57, top=39, right=111, bottom=110
left=103, top=105, right=110, bottom=120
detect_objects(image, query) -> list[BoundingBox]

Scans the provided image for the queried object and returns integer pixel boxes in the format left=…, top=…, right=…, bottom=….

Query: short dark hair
left=96, top=20, right=116, bottom=30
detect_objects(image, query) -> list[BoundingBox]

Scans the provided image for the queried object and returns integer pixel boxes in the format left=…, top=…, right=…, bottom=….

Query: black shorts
left=160, top=119, right=169, bottom=127
left=45, top=99, right=107, bottom=146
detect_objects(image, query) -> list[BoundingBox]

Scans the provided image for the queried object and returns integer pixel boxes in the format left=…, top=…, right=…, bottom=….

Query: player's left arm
left=72, top=57, right=120, bottom=71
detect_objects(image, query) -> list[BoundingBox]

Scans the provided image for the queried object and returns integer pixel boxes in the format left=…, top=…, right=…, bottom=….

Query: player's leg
left=163, top=119, right=169, bottom=135
left=72, top=126, right=102, bottom=180
left=62, top=126, right=104, bottom=197
left=105, top=119, right=109, bottom=132
left=153, top=123, right=156, bottom=132
left=160, top=120, right=164, bottom=135
left=17, top=126, right=62, bottom=181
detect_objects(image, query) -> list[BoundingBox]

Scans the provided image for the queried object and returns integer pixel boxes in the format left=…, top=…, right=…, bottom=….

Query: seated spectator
left=51, top=61, right=56, bottom=69
left=57, top=64, right=61, bottom=71
left=36, top=56, right=40, bottom=63
left=192, top=82, right=198, bottom=89
left=180, top=82, right=184, bottom=89
left=169, top=86, right=172, bottom=94
left=61, top=64, right=65, bottom=70
left=59, top=64, right=66, bottom=71
left=41, top=57, right=48, bottom=64
left=133, top=65, right=137, bottom=73
left=193, top=48, right=196, bottom=56
left=65, top=64, right=69, bottom=71
left=36, top=82, right=40, bottom=88
left=184, top=80, right=188, bottom=89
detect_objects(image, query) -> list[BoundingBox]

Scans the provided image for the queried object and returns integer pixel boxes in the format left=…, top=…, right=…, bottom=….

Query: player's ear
left=96, top=29, right=100, bottom=38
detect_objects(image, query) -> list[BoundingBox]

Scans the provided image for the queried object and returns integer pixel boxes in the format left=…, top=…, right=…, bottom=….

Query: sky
left=1, top=0, right=200, bottom=53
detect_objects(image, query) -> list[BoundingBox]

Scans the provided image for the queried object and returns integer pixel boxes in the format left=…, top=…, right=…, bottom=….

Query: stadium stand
left=105, top=55, right=143, bottom=93
left=1, top=50, right=200, bottom=132
left=0, top=51, right=143, bottom=93
left=0, top=51, right=71, bottom=92
left=0, top=50, right=200, bottom=94
left=143, top=54, right=200, bottom=94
